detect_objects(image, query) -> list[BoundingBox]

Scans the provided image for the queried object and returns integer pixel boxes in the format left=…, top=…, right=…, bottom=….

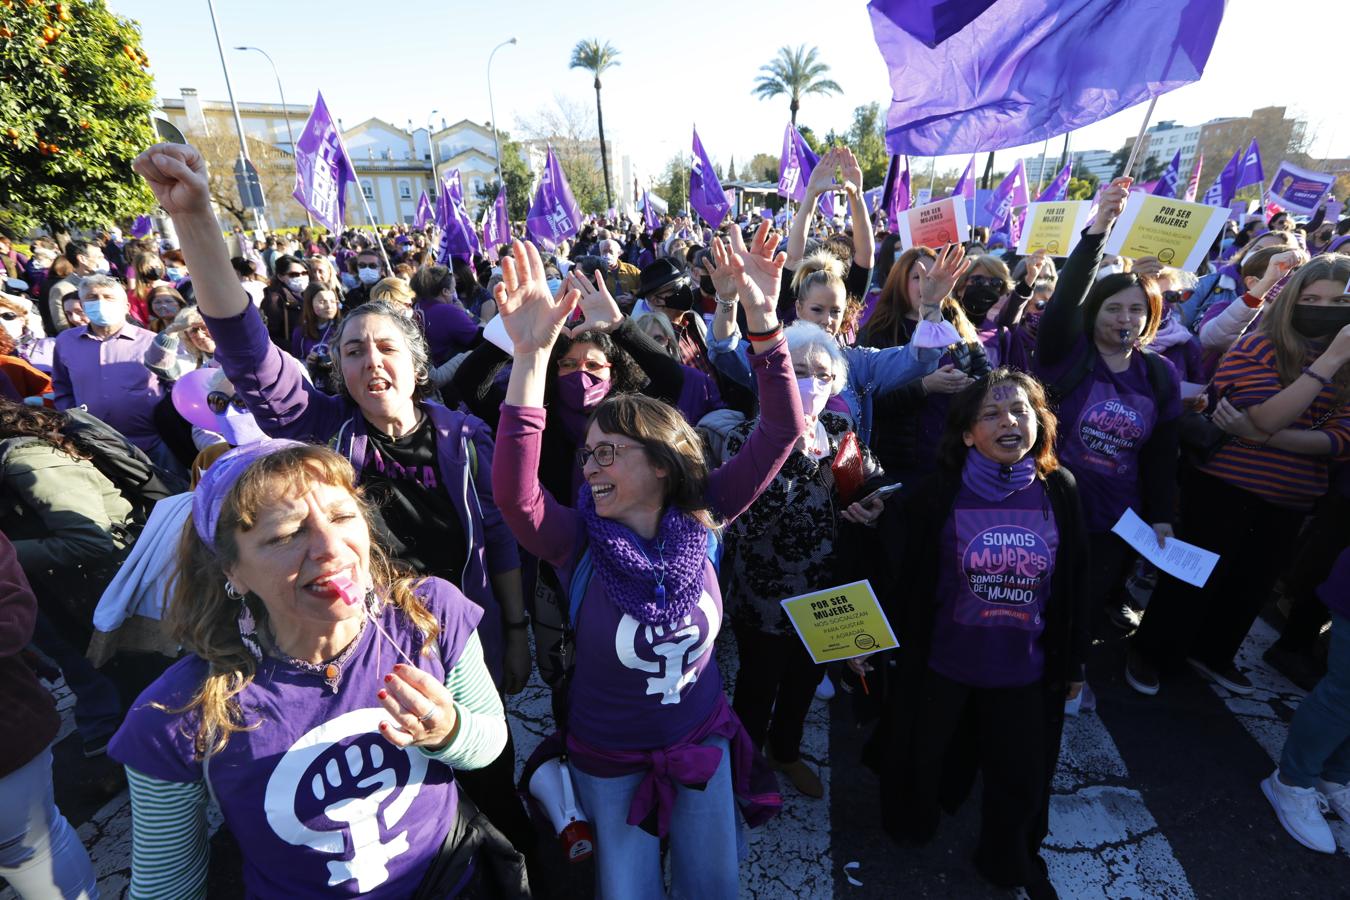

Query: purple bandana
left=577, top=485, right=708, bottom=627
left=962, top=447, right=1037, bottom=503
left=193, top=438, right=305, bottom=551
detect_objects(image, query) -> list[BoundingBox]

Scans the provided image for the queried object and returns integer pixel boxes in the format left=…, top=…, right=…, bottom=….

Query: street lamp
left=234, top=44, right=312, bottom=228
left=427, top=110, right=440, bottom=190
left=487, top=37, right=517, bottom=188
left=205, top=0, right=265, bottom=234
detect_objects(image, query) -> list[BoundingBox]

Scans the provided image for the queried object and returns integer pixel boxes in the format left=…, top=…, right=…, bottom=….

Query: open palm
left=133, top=143, right=213, bottom=216
left=566, top=270, right=623, bottom=336
left=493, top=240, right=578, bottom=354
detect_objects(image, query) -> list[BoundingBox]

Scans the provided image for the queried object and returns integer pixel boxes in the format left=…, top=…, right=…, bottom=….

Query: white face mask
left=796, top=375, right=833, bottom=419
left=285, top=275, right=309, bottom=294
left=358, top=267, right=381, bottom=285
left=0, top=314, right=24, bottom=340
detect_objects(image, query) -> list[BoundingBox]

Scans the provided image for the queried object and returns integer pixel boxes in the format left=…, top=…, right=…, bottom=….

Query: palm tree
left=752, top=45, right=842, bottom=127
left=570, top=39, right=621, bottom=210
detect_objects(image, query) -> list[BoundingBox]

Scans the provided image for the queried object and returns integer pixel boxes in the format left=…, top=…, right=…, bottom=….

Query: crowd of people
left=0, top=137, right=1346, bottom=900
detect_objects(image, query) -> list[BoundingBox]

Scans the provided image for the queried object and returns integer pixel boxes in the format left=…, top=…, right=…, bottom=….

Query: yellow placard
left=779, top=580, right=898, bottom=664
left=1018, top=201, right=1090, bottom=256
left=1102, top=193, right=1230, bottom=272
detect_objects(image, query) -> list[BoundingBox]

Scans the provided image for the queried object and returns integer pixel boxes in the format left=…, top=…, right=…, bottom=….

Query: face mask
left=285, top=275, right=309, bottom=294
left=358, top=267, right=381, bottom=285
left=165, top=267, right=184, bottom=281
left=960, top=284, right=1002, bottom=320
left=0, top=315, right=24, bottom=340
left=1292, top=305, right=1350, bottom=339
left=659, top=282, right=695, bottom=313
left=796, top=376, right=832, bottom=419
left=340, top=272, right=359, bottom=290
left=546, top=278, right=563, bottom=296
left=1096, top=263, right=1122, bottom=280
left=91, top=264, right=110, bottom=276
left=557, top=369, right=612, bottom=411
left=82, top=300, right=121, bottom=327
left=699, top=275, right=716, bottom=296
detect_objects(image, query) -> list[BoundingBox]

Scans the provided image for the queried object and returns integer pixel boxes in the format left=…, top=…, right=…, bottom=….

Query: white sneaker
left=1261, top=770, right=1336, bottom=853
left=814, top=672, right=835, bottom=701
left=1320, top=779, right=1350, bottom=822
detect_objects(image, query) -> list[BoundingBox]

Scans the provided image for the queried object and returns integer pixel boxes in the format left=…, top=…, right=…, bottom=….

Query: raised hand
left=1088, top=177, right=1133, bottom=235
left=838, top=147, right=863, bottom=196
left=920, top=242, right=971, bottom=309
left=133, top=143, right=213, bottom=217
left=806, top=147, right=840, bottom=195
left=704, top=235, right=739, bottom=300
left=1253, top=248, right=1309, bottom=298
left=1022, top=249, right=1051, bottom=286
left=566, top=269, right=623, bottom=336
left=727, top=221, right=786, bottom=332
left=492, top=239, right=579, bottom=355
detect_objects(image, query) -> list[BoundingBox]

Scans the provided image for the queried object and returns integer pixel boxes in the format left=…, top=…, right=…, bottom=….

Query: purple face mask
left=557, top=369, right=612, bottom=411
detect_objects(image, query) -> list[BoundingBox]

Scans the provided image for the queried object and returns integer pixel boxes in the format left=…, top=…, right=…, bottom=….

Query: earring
left=225, top=581, right=243, bottom=601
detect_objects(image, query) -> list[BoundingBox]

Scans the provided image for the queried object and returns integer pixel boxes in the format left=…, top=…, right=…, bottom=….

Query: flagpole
left=1035, top=137, right=1049, bottom=195
left=1122, top=96, right=1158, bottom=181
left=356, top=188, right=393, bottom=272
left=927, top=158, right=937, bottom=195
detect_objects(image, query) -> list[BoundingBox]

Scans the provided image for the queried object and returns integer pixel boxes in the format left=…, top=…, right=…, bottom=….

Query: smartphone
left=858, top=482, right=904, bottom=506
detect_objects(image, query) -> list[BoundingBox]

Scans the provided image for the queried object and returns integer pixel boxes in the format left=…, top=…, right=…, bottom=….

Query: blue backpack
left=564, top=530, right=722, bottom=631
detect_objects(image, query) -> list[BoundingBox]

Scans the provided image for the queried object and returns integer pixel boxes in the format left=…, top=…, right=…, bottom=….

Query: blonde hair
left=1259, top=253, right=1350, bottom=390
left=369, top=276, right=415, bottom=306
left=634, top=312, right=678, bottom=358
left=161, top=446, right=439, bottom=759
left=791, top=251, right=845, bottom=297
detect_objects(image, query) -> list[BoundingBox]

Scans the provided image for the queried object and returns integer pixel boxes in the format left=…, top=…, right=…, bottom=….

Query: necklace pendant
left=653, top=583, right=666, bottom=605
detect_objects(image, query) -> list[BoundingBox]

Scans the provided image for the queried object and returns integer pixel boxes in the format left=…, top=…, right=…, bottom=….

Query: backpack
left=62, top=407, right=187, bottom=526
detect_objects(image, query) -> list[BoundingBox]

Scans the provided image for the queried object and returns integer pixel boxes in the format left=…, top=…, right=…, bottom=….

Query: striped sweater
left=1201, top=333, right=1350, bottom=510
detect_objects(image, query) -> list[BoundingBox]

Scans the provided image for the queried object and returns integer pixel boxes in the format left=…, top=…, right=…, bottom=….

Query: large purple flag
left=881, top=155, right=910, bottom=227
left=526, top=146, right=581, bottom=251
left=794, top=129, right=836, bottom=219
left=414, top=191, right=434, bottom=229
left=868, top=0, right=1225, bottom=156
left=481, top=186, right=509, bottom=256
left=291, top=91, right=358, bottom=233
left=1037, top=163, right=1072, bottom=202
left=689, top=128, right=730, bottom=227
left=985, top=160, right=1029, bottom=230
left=1235, top=139, right=1264, bottom=192
left=1202, top=149, right=1241, bottom=208
left=874, top=0, right=1000, bottom=48
left=777, top=122, right=806, bottom=201
left=950, top=155, right=977, bottom=199
left=435, top=170, right=480, bottom=265
left=1151, top=151, right=1182, bottom=199
left=642, top=191, right=660, bottom=234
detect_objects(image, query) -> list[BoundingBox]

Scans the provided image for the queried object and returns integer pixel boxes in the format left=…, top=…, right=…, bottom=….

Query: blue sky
left=111, top=0, right=1349, bottom=186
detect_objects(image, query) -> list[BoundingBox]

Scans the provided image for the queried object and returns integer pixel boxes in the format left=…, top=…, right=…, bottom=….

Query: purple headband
left=193, top=438, right=306, bottom=551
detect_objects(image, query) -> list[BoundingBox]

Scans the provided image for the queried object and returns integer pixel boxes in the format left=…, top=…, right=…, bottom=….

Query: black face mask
left=657, top=282, right=695, bottom=312
left=1292, top=305, right=1350, bottom=339
left=960, top=283, right=1002, bottom=320
left=699, top=275, right=716, bottom=297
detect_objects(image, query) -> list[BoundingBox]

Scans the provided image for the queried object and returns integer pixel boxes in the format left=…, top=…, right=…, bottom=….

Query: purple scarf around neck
left=578, top=485, right=708, bottom=627
left=962, top=448, right=1037, bottom=503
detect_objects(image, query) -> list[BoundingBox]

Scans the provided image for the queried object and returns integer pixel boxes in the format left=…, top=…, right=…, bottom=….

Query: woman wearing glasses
left=720, top=320, right=888, bottom=799
left=143, top=306, right=220, bottom=468
left=492, top=225, right=803, bottom=899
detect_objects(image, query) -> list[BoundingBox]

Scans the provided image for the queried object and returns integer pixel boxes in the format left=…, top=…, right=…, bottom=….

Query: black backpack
left=61, top=407, right=188, bottom=525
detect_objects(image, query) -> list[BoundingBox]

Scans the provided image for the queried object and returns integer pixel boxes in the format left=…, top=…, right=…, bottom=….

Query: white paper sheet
left=1111, top=508, right=1219, bottom=589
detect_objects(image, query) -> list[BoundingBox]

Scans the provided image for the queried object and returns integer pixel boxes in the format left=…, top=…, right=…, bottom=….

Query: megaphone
left=527, top=757, right=594, bottom=862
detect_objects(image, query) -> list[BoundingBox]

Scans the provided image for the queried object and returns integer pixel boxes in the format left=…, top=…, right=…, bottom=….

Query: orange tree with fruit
left=0, top=0, right=156, bottom=236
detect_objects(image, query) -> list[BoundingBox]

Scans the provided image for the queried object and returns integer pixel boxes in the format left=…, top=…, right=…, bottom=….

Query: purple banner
left=131, top=214, right=152, bottom=238
left=1235, top=139, right=1264, bottom=192
left=985, top=160, right=1029, bottom=230
left=1201, top=149, right=1240, bottom=208
left=642, top=190, right=660, bottom=234
left=882, top=154, right=911, bottom=227
left=689, top=127, right=730, bottom=227
left=414, top=190, right=433, bottom=229
left=435, top=169, right=480, bottom=265
left=526, top=146, right=582, bottom=251
left=951, top=155, right=976, bottom=200
left=1266, top=161, right=1336, bottom=215
left=482, top=185, right=510, bottom=256
left=291, top=91, right=358, bottom=233
left=1037, top=162, right=1072, bottom=203
left=1151, top=151, right=1182, bottom=199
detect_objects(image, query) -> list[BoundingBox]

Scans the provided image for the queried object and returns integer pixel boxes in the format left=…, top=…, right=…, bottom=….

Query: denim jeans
left=29, top=611, right=122, bottom=746
left=0, top=744, right=99, bottom=899
left=1280, top=614, right=1350, bottom=788
left=571, top=735, right=744, bottom=900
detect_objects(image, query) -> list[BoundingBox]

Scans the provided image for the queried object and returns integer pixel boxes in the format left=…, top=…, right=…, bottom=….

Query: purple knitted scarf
left=962, top=448, right=1037, bottom=503
left=578, top=485, right=708, bottom=627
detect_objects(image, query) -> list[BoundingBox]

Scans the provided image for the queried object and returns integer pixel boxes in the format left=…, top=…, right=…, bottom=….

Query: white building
left=1019, top=149, right=1118, bottom=186
left=1139, top=120, right=1203, bottom=177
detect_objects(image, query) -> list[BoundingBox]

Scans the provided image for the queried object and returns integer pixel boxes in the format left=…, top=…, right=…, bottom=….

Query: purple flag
left=1235, top=139, right=1264, bottom=192
left=689, top=128, right=730, bottom=227
left=291, top=91, right=358, bottom=233
left=1202, top=149, right=1241, bottom=208
left=414, top=191, right=433, bottom=229
left=874, top=0, right=1000, bottom=48
left=985, top=159, right=1029, bottom=230
left=131, top=214, right=152, bottom=238
left=434, top=170, right=480, bottom=265
left=881, top=155, right=911, bottom=227
left=777, top=122, right=806, bottom=201
left=526, top=146, right=581, bottom=251
left=481, top=186, right=509, bottom=256
left=950, top=155, right=977, bottom=199
left=1037, top=163, right=1072, bottom=202
left=793, top=129, right=836, bottom=219
left=642, top=191, right=660, bottom=234
left=869, top=0, right=1225, bottom=156
left=1151, top=151, right=1182, bottom=199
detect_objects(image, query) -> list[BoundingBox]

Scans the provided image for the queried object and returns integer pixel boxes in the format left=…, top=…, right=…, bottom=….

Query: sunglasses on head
left=206, top=390, right=248, bottom=415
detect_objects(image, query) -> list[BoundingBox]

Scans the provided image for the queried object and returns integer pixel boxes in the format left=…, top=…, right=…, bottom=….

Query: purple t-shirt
left=110, top=579, right=481, bottom=898
left=1043, top=347, right=1180, bottom=532
left=565, top=532, right=725, bottom=755
left=929, top=481, right=1059, bottom=689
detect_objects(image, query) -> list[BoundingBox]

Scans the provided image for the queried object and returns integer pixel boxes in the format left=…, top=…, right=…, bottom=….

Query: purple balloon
left=172, top=367, right=219, bottom=432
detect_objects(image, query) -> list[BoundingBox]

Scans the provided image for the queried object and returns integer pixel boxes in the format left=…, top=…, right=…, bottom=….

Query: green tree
left=845, top=102, right=889, bottom=190
left=475, top=130, right=533, bottom=220
left=0, top=0, right=156, bottom=236
left=1066, top=174, right=1099, bottom=201
left=658, top=154, right=689, bottom=215
left=751, top=45, right=841, bottom=127
left=746, top=152, right=779, bottom=184
left=569, top=39, right=620, bottom=211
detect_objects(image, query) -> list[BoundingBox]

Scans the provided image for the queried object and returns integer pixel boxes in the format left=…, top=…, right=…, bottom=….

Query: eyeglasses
left=284, top=270, right=307, bottom=278
left=794, top=370, right=835, bottom=384
left=188, top=325, right=210, bottom=336
left=1161, top=290, right=1192, bottom=305
left=557, top=358, right=612, bottom=374
left=206, top=390, right=248, bottom=415
left=966, top=276, right=1005, bottom=289
left=576, top=442, right=640, bottom=468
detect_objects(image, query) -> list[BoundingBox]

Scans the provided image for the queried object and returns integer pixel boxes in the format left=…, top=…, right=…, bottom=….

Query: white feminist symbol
left=615, top=591, right=719, bottom=704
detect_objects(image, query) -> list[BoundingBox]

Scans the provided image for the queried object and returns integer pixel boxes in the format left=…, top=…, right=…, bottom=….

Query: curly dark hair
left=0, top=400, right=88, bottom=461
left=938, top=368, right=1060, bottom=477
left=552, top=330, right=648, bottom=395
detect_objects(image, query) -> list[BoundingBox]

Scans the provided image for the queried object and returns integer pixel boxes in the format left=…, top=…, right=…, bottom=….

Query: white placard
left=1111, top=508, right=1219, bottom=589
